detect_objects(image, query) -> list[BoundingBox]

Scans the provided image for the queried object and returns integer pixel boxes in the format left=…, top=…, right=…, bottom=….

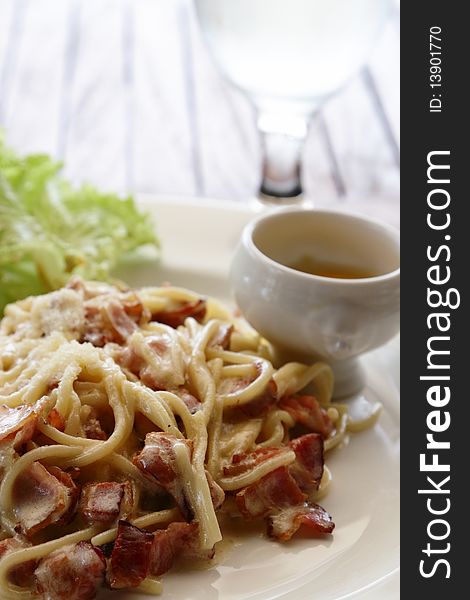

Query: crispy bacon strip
left=118, top=333, right=185, bottom=392
left=208, top=323, right=233, bottom=350
left=108, top=521, right=215, bottom=585
left=108, top=521, right=154, bottom=589
left=0, top=535, right=29, bottom=558
left=46, top=408, right=65, bottom=432
left=279, top=395, right=334, bottom=438
left=133, top=432, right=193, bottom=520
left=80, top=481, right=133, bottom=525
left=151, top=299, right=207, bottom=328
left=81, top=305, right=111, bottom=347
left=176, top=387, right=202, bottom=414
left=234, top=438, right=334, bottom=541
left=0, top=404, right=39, bottom=449
left=83, top=416, right=107, bottom=440
left=225, top=434, right=323, bottom=494
left=147, top=335, right=168, bottom=355
left=267, top=503, right=335, bottom=541
left=224, top=446, right=291, bottom=478
left=82, top=407, right=107, bottom=440
left=238, top=380, right=278, bottom=418
left=236, top=467, right=306, bottom=520
left=45, top=466, right=80, bottom=525
left=34, top=542, right=106, bottom=600
left=81, top=296, right=145, bottom=347
left=65, top=277, right=94, bottom=297
left=288, top=434, right=324, bottom=494
left=103, top=300, right=139, bottom=342
left=116, top=344, right=145, bottom=376
left=134, top=412, right=161, bottom=440
left=0, top=535, right=36, bottom=588
left=205, top=469, right=225, bottom=509
left=149, top=522, right=214, bottom=577
left=14, top=462, right=78, bottom=536
left=148, top=527, right=174, bottom=578
left=122, top=295, right=148, bottom=322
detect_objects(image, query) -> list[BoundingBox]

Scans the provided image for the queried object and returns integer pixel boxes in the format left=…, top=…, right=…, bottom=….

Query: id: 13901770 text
left=429, top=26, right=443, bottom=113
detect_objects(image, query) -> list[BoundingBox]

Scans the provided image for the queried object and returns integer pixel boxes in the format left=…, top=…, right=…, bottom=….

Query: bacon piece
left=44, top=466, right=80, bottom=525
left=0, top=404, right=38, bottom=449
left=65, top=276, right=86, bottom=294
left=108, top=521, right=154, bottom=589
left=67, top=466, right=81, bottom=481
left=133, top=432, right=193, bottom=520
left=151, top=299, right=206, bottom=328
left=177, top=387, right=201, bottom=414
left=82, top=407, right=107, bottom=441
left=223, top=446, right=291, bottom=478
left=122, top=295, right=148, bottom=323
left=0, top=536, right=36, bottom=588
left=80, top=481, right=133, bottom=525
left=218, top=374, right=255, bottom=398
left=118, top=333, right=185, bottom=391
left=81, top=305, right=109, bottom=347
left=176, top=525, right=215, bottom=562
left=13, top=462, right=78, bottom=536
left=134, top=412, right=161, bottom=439
left=209, top=323, right=233, bottom=350
left=149, top=522, right=214, bottom=577
left=47, top=408, right=65, bottom=432
left=238, top=380, right=278, bottom=418
left=116, top=336, right=156, bottom=391
left=279, top=395, right=334, bottom=438
left=82, top=297, right=144, bottom=347
left=103, top=300, right=139, bottom=342
left=148, top=527, right=174, bottom=577
left=117, top=344, right=147, bottom=379
left=0, top=536, right=29, bottom=559
left=119, top=482, right=134, bottom=518
left=218, top=361, right=269, bottom=408
left=34, top=542, right=106, bottom=600
left=236, top=467, right=306, bottom=520
left=267, top=503, right=335, bottom=541
left=83, top=416, right=107, bottom=440
left=233, top=441, right=333, bottom=542
left=205, top=470, right=225, bottom=509
left=147, top=335, right=168, bottom=354
left=288, top=434, right=324, bottom=494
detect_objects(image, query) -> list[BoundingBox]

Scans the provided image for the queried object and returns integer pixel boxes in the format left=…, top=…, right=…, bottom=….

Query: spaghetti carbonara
left=0, top=278, right=380, bottom=599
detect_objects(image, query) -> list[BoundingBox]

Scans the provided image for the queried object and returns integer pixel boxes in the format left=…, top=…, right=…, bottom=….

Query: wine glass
left=194, top=0, right=393, bottom=200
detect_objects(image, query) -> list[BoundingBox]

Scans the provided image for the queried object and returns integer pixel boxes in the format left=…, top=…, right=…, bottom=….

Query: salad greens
left=0, top=136, right=159, bottom=313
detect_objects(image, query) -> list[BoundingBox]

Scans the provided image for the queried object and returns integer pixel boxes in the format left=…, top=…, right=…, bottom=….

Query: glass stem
left=258, top=113, right=307, bottom=200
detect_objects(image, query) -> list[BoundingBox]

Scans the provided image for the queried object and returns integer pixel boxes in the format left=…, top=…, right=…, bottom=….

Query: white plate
left=114, top=197, right=400, bottom=600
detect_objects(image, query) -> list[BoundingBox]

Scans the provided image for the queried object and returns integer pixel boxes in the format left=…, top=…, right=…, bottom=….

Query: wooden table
left=0, top=0, right=399, bottom=227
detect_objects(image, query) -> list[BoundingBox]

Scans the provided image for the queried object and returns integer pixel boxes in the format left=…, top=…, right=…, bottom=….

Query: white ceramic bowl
left=229, top=207, right=400, bottom=397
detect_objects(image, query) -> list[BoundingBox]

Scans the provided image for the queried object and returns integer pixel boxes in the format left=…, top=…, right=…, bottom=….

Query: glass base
left=259, top=183, right=303, bottom=200
left=258, top=116, right=306, bottom=199
left=329, top=357, right=366, bottom=399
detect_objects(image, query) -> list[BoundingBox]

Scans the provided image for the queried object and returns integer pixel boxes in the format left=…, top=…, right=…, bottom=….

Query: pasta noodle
left=0, top=279, right=380, bottom=599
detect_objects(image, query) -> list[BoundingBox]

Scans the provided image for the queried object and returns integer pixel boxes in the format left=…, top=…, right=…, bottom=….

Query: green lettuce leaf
left=0, top=136, right=159, bottom=313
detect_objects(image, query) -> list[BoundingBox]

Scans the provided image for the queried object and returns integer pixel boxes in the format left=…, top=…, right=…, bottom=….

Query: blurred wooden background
left=0, top=0, right=399, bottom=226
